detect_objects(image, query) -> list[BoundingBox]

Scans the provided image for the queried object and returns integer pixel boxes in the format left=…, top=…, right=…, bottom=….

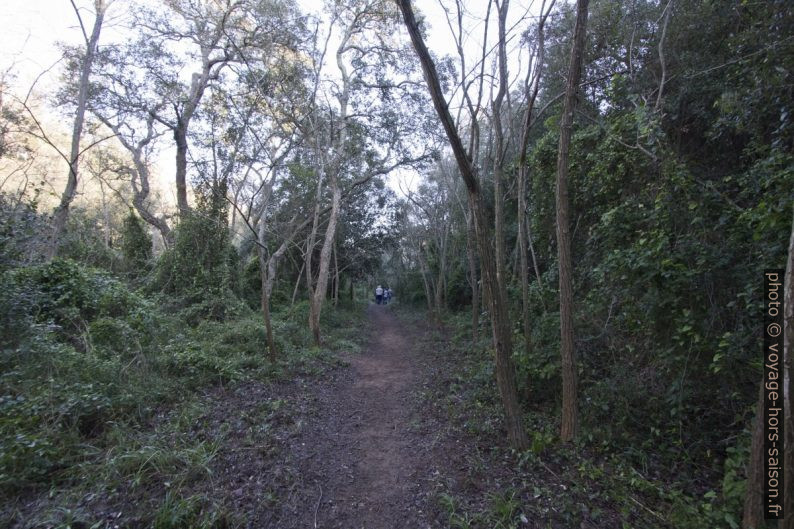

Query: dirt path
left=281, top=303, right=437, bottom=528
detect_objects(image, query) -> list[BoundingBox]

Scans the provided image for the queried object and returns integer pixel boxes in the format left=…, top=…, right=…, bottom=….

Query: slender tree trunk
left=555, top=0, right=589, bottom=443
left=515, top=0, right=550, bottom=351
left=309, top=172, right=341, bottom=345
left=434, top=229, right=448, bottom=316
left=466, top=212, right=479, bottom=344
left=518, top=177, right=531, bottom=356
left=418, top=247, right=435, bottom=320
left=399, top=0, right=527, bottom=450
left=49, top=0, right=107, bottom=259
left=291, top=260, right=304, bottom=308
left=528, top=218, right=546, bottom=310
left=491, top=0, right=509, bottom=321
left=99, top=181, right=111, bottom=247
left=780, top=206, right=794, bottom=529
left=257, top=245, right=276, bottom=362
left=333, top=242, right=339, bottom=307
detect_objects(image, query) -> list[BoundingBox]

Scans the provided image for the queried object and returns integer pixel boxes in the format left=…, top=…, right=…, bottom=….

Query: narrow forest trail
left=284, top=303, right=438, bottom=528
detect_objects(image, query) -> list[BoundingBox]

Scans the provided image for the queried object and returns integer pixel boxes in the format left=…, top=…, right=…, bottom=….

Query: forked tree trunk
left=398, top=0, right=528, bottom=450
left=49, top=0, right=108, bottom=259
left=555, top=0, right=589, bottom=443
left=95, top=113, right=172, bottom=244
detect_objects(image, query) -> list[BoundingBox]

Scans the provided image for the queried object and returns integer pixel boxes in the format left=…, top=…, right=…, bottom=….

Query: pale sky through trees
left=0, top=0, right=543, bottom=201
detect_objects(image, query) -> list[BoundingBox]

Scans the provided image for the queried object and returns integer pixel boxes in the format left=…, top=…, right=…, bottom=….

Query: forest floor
left=7, top=302, right=650, bottom=528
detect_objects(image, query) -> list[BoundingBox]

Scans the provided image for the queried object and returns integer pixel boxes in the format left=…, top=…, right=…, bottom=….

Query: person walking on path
left=375, top=285, right=384, bottom=305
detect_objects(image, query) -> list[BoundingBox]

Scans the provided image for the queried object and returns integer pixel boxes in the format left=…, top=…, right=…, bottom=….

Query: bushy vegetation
left=0, top=194, right=362, bottom=527
left=388, top=1, right=793, bottom=525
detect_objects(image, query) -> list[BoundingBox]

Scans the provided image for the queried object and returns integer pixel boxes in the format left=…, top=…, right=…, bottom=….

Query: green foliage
left=58, top=208, right=120, bottom=271
left=0, top=192, right=47, bottom=272
left=152, top=179, right=240, bottom=322
left=0, top=244, right=359, bottom=523
left=120, top=210, right=153, bottom=276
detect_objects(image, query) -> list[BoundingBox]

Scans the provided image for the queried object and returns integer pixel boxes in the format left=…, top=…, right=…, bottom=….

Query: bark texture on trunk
left=555, top=0, right=589, bottom=443
left=466, top=212, right=479, bottom=344
left=309, top=173, right=341, bottom=345
left=780, top=206, right=794, bottom=529
left=491, top=0, right=509, bottom=313
left=49, top=0, right=107, bottom=259
left=174, top=125, right=189, bottom=214
left=744, top=380, right=766, bottom=529
left=257, top=245, right=276, bottom=362
left=398, top=0, right=528, bottom=450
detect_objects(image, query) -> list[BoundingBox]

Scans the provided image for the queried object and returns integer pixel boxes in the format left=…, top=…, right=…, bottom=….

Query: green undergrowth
left=0, top=259, right=364, bottom=528
left=417, top=308, right=752, bottom=529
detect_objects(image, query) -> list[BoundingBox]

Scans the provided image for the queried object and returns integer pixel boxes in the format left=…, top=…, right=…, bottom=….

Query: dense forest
left=0, top=0, right=792, bottom=527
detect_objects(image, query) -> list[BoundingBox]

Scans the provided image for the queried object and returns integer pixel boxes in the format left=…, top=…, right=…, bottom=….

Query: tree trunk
left=434, top=228, right=448, bottom=316
left=528, top=218, right=546, bottom=310
left=744, top=380, right=767, bottom=529
left=49, top=0, right=107, bottom=259
left=555, top=0, right=589, bottom=443
left=780, top=206, right=794, bottom=529
left=471, top=193, right=528, bottom=450
left=309, top=172, right=341, bottom=345
left=466, top=211, right=479, bottom=344
left=258, top=246, right=277, bottom=362
left=398, top=0, right=528, bottom=450
left=333, top=242, right=339, bottom=307
left=518, top=178, right=532, bottom=357
left=491, top=0, right=510, bottom=324
left=418, top=247, right=435, bottom=320
left=174, top=124, right=189, bottom=214
left=94, top=113, right=172, bottom=244
left=291, top=260, right=304, bottom=308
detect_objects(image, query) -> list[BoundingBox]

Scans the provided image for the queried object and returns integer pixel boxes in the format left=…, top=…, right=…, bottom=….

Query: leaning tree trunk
left=471, top=194, right=528, bottom=450
left=309, top=172, right=341, bottom=346
left=49, top=0, right=107, bottom=259
left=398, top=0, right=528, bottom=450
left=555, top=0, right=589, bottom=443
